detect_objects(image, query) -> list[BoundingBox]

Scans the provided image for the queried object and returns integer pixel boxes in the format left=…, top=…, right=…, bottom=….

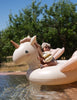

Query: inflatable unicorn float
left=11, top=36, right=77, bottom=85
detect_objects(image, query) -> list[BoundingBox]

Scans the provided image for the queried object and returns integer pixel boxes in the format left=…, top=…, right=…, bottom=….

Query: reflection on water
left=0, top=75, right=77, bottom=100
left=0, top=75, right=41, bottom=100
left=0, top=75, right=28, bottom=100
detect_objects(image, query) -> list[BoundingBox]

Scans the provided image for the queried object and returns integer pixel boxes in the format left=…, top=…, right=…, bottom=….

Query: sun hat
left=41, top=42, right=51, bottom=49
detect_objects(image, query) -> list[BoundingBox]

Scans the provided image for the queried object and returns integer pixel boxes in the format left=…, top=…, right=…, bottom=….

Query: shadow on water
left=0, top=75, right=77, bottom=100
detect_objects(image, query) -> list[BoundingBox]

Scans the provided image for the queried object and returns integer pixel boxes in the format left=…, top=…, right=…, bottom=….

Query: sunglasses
left=44, top=46, right=50, bottom=49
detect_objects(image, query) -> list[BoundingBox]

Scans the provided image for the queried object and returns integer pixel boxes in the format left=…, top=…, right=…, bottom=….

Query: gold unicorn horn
left=11, top=40, right=19, bottom=48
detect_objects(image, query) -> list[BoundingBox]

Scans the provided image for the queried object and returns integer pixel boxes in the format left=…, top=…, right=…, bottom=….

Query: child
left=38, top=42, right=57, bottom=68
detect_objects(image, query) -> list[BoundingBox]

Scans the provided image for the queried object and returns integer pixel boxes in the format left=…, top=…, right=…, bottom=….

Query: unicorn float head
left=11, top=36, right=42, bottom=70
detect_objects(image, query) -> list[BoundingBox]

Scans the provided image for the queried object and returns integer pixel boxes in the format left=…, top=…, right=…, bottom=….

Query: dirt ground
left=0, top=61, right=28, bottom=72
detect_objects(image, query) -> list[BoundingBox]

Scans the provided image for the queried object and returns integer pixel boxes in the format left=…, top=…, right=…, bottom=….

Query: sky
left=0, top=0, right=77, bottom=31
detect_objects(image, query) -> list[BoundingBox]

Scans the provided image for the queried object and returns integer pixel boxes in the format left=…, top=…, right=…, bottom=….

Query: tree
left=0, top=0, right=77, bottom=61
left=41, top=0, right=77, bottom=58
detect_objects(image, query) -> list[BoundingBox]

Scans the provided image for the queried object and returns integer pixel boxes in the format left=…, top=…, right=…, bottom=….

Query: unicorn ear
left=30, top=36, right=36, bottom=45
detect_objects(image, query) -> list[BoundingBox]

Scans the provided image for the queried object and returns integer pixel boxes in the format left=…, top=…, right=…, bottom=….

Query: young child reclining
left=35, top=42, right=57, bottom=68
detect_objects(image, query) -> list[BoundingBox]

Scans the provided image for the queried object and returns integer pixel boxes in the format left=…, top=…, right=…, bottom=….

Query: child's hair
left=41, top=42, right=51, bottom=51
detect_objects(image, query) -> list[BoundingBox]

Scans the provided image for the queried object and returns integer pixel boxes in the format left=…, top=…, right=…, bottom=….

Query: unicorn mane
left=11, top=36, right=42, bottom=70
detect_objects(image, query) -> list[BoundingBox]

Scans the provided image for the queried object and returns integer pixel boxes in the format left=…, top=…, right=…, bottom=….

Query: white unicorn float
left=11, top=36, right=77, bottom=85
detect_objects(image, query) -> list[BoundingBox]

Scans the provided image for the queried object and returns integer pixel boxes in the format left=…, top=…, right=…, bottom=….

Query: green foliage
left=0, top=0, right=77, bottom=62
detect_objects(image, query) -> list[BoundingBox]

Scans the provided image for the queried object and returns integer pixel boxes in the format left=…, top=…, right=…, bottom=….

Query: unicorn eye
left=25, top=50, right=29, bottom=53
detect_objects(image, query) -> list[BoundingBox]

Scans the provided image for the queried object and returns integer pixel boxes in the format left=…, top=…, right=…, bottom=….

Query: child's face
left=43, top=46, right=50, bottom=51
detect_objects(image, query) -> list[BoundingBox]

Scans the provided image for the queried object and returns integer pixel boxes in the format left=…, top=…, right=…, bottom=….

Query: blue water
left=0, top=75, right=77, bottom=100
left=0, top=75, right=44, bottom=100
left=0, top=75, right=59, bottom=100
left=0, top=75, right=29, bottom=100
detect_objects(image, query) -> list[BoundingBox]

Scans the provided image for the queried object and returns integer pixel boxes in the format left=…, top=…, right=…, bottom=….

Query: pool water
left=0, top=75, right=77, bottom=100
left=0, top=75, right=43, bottom=100
left=0, top=75, right=29, bottom=100
left=0, top=75, right=60, bottom=100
